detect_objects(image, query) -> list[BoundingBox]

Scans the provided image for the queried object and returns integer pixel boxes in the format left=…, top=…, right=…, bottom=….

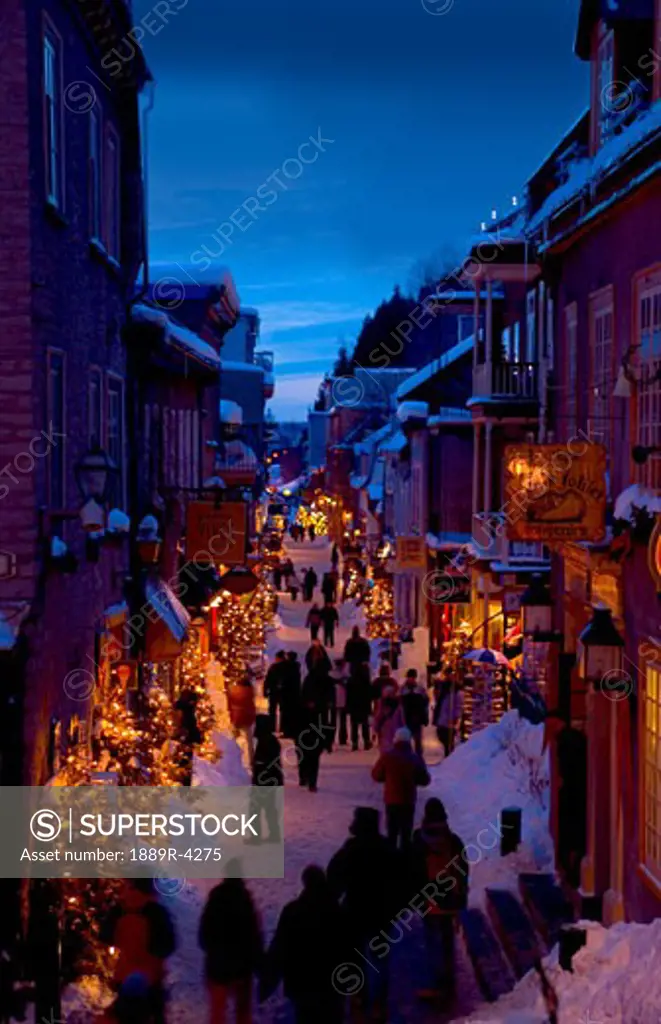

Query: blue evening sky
left=134, top=0, right=587, bottom=419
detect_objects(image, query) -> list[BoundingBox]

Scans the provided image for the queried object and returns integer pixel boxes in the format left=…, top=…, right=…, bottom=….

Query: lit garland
left=296, top=502, right=329, bottom=536
left=361, top=574, right=397, bottom=640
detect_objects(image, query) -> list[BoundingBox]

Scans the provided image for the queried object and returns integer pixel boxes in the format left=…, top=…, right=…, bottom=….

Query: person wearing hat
left=410, top=798, right=467, bottom=1005
left=371, top=727, right=430, bottom=849
left=327, top=807, right=403, bottom=1022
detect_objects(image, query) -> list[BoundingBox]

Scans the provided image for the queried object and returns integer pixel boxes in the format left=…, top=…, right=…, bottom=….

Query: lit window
left=642, top=664, right=661, bottom=884
left=43, top=25, right=62, bottom=207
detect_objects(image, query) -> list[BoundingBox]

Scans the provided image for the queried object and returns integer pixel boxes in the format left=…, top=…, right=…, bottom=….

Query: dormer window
left=597, top=27, right=615, bottom=144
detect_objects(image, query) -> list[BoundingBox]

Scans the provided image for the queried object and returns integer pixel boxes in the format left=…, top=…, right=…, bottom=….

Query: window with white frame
left=43, top=23, right=63, bottom=207
left=47, top=351, right=65, bottom=508
left=589, top=294, right=613, bottom=446
left=565, top=303, right=578, bottom=440
left=88, top=368, right=103, bottom=449
left=642, top=663, right=661, bottom=884
left=526, top=291, right=537, bottom=363
left=104, top=127, right=121, bottom=261
left=501, top=326, right=512, bottom=361
left=106, top=377, right=125, bottom=506
left=512, top=321, right=521, bottom=362
left=89, top=107, right=101, bottom=240
left=637, top=276, right=661, bottom=489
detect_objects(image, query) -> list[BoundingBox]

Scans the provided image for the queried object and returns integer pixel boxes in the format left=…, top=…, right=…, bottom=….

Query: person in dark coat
left=199, top=862, right=263, bottom=1024
left=328, top=568, right=339, bottom=603
left=263, top=651, right=287, bottom=734
left=327, top=808, right=403, bottom=1021
left=371, top=727, right=430, bottom=849
left=297, top=672, right=328, bottom=791
left=273, top=564, right=283, bottom=591
left=343, top=626, right=371, bottom=670
left=321, top=572, right=335, bottom=605
left=399, top=669, right=430, bottom=757
left=410, top=799, right=467, bottom=1002
left=251, top=715, right=283, bottom=842
left=320, top=602, right=339, bottom=648
left=305, top=637, right=332, bottom=678
left=305, top=603, right=322, bottom=642
left=345, top=662, right=372, bottom=751
left=280, top=652, right=302, bottom=738
left=174, top=687, right=201, bottom=786
left=303, top=567, right=318, bottom=601
left=262, top=866, right=345, bottom=1024
left=331, top=543, right=340, bottom=569
left=308, top=524, right=316, bottom=542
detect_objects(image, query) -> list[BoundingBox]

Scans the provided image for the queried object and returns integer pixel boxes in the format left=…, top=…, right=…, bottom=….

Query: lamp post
left=520, top=573, right=553, bottom=638
left=577, top=604, right=625, bottom=922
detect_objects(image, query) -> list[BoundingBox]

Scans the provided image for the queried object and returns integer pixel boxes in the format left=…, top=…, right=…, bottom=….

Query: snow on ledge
left=397, top=400, right=429, bottom=423
left=613, top=482, right=661, bottom=523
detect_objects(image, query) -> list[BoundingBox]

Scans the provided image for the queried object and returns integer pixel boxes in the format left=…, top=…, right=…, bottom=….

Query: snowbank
left=429, top=711, right=553, bottom=907
left=459, top=918, right=661, bottom=1024
left=193, top=733, right=250, bottom=787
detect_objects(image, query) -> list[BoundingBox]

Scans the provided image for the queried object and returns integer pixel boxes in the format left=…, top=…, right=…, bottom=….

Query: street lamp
left=520, top=573, right=553, bottom=638
left=74, top=446, right=116, bottom=504
left=578, top=604, right=624, bottom=684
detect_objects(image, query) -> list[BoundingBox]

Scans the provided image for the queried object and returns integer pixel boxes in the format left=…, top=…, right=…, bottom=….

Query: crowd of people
left=103, top=541, right=473, bottom=1024
left=104, top=793, right=468, bottom=1024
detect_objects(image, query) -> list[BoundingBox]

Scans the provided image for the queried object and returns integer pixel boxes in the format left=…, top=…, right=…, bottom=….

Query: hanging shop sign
left=186, top=501, right=247, bottom=566
left=504, top=443, right=607, bottom=542
left=649, top=516, right=661, bottom=592
left=395, top=536, right=427, bottom=571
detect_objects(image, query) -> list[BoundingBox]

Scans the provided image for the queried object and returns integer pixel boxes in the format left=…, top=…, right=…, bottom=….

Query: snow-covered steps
left=518, top=872, right=574, bottom=949
left=460, top=907, right=515, bottom=1002
left=485, top=888, right=541, bottom=981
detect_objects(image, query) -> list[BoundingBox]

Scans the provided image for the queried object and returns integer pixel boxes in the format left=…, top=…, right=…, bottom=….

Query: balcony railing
left=473, top=361, right=539, bottom=401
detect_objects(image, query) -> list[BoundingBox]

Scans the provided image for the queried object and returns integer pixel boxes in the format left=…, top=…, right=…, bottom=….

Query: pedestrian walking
left=305, top=636, right=332, bottom=678
left=372, top=663, right=396, bottom=708
left=199, top=863, right=263, bottom=1024
left=321, top=572, right=335, bottom=605
left=410, top=798, right=467, bottom=1004
left=433, top=672, right=465, bottom=757
left=308, top=524, right=316, bottom=542
left=331, top=542, right=340, bottom=570
left=305, top=602, right=322, bottom=642
left=341, top=565, right=351, bottom=601
left=371, top=727, right=430, bottom=850
left=262, top=866, right=345, bottom=1024
left=373, top=684, right=406, bottom=753
left=343, top=625, right=371, bottom=671
left=280, top=652, right=302, bottom=738
left=320, top=601, right=339, bottom=648
left=297, top=671, right=328, bottom=791
left=327, top=808, right=403, bottom=1022
left=251, top=715, right=283, bottom=842
left=346, top=662, right=372, bottom=751
left=282, top=557, right=294, bottom=589
left=273, top=564, right=283, bottom=591
left=263, top=651, right=287, bottom=734
left=110, top=879, right=176, bottom=1024
left=329, top=659, right=348, bottom=746
left=288, top=569, right=300, bottom=602
left=399, top=669, right=430, bottom=757
left=228, top=676, right=257, bottom=769
left=303, top=566, right=318, bottom=601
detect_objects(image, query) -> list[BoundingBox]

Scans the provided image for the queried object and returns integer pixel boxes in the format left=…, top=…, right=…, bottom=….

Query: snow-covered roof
left=613, top=482, right=661, bottom=522
left=426, top=289, right=504, bottom=301
left=428, top=407, right=472, bottom=427
left=379, top=429, right=407, bottom=454
left=396, top=335, right=474, bottom=400
left=219, top=399, right=243, bottom=426
left=354, top=421, right=395, bottom=455
left=528, top=99, right=661, bottom=234
left=132, top=304, right=220, bottom=371
left=221, top=360, right=264, bottom=374
left=426, top=531, right=472, bottom=551
left=397, top=401, right=429, bottom=423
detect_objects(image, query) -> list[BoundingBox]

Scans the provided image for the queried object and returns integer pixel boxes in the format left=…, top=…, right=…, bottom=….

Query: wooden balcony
left=472, top=361, right=539, bottom=402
